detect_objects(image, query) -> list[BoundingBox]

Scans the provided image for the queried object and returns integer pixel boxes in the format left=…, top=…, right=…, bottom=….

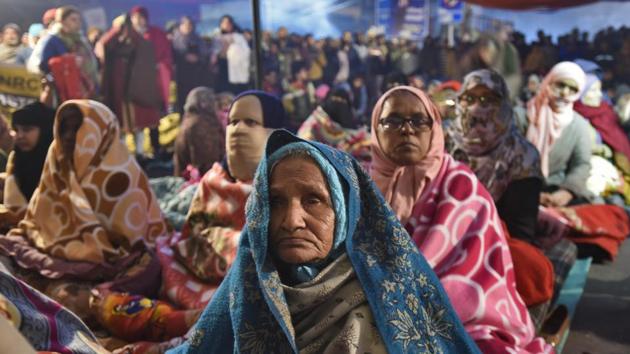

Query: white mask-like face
left=549, top=78, right=579, bottom=113
left=582, top=80, right=603, bottom=107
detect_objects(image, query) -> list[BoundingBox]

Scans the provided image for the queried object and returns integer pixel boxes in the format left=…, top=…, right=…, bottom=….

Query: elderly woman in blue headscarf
left=168, top=130, right=478, bottom=353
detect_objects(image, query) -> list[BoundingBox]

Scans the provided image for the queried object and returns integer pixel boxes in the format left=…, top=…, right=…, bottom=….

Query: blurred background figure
left=172, top=16, right=209, bottom=115
left=0, top=23, right=24, bottom=64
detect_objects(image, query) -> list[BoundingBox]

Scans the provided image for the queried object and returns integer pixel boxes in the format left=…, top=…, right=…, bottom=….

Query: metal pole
left=251, top=0, right=263, bottom=90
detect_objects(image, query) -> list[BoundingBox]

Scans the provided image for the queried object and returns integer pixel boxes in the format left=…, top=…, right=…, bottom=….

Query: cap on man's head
left=130, top=6, right=149, bottom=20
left=28, top=23, right=44, bottom=37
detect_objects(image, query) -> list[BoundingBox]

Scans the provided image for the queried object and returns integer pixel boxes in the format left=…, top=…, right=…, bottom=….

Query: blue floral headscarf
left=168, top=130, right=479, bottom=354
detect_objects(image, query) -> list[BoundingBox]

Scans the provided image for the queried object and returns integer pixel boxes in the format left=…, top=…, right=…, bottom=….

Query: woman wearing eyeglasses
left=526, top=61, right=592, bottom=207
left=447, top=69, right=578, bottom=329
left=369, top=86, right=550, bottom=353
left=448, top=69, right=548, bottom=248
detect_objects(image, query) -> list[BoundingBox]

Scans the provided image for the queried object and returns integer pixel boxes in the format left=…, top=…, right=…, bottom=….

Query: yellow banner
left=0, top=63, right=41, bottom=119
left=0, top=64, right=41, bottom=97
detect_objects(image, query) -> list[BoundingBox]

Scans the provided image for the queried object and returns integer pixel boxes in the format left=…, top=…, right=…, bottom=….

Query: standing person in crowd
left=420, top=36, right=440, bottom=79
left=172, top=16, right=209, bottom=115
left=494, top=26, right=523, bottom=101
left=335, top=37, right=350, bottom=85
left=130, top=6, right=173, bottom=156
left=173, top=87, right=224, bottom=178
left=526, top=61, right=592, bottom=207
left=262, top=39, right=281, bottom=77
left=0, top=100, right=167, bottom=325
left=15, top=24, right=45, bottom=65
left=211, top=15, right=250, bottom=94
left=1, top=102, right=55, bottom=229
left=321, top=37, right=340, bottom=86
left=0, top=24, right=25, bottom=64
left=275, top=26, right=293, bottom=80
left=86, top=27, right=103, bottom=49
left=353, top=32, right=369, bottom=62
left=33, top=6, right=99, bottom=100
left=340, top=32, right=363, bottom=84
left=25, top=8, right=58, bottom=73
left=96, top=14, right=163, bottom=158
left=351, top=73, right=369, bottom=124
left=393, top=38, right=420, bottom=78
left=262, top=66, right=282, bottom=98
left=282, top=60, right=316, bottom=130
left=370, top=86, right=551, bottom=353
left=305, top=34, right=326, bottom=86
left=366, top=32, right=389, bottom=106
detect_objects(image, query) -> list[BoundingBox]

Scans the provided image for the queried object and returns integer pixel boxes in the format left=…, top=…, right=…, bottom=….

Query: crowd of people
left=0, top=4, right=629, bottom=354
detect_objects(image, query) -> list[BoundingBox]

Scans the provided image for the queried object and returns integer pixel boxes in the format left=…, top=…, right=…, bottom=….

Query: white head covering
left=526, top=61, right=586, bottom=176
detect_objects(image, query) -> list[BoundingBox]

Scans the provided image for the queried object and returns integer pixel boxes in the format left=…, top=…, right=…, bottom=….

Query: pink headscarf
left=526, top=61, right=586, bottom=176
left=370, top=86, right=445, bottom=224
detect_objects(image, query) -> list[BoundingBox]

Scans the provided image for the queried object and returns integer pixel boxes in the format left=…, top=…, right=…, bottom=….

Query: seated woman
left=1, top=102, right=54, bottom=230
left=574, top=73, right=630, bottom=199
left=297, top=87, right=370, bottom=164
left=157, top=91, right=288, bottom=311
left=447, top=69, right=577, bottom=324
left=526, top=61, right=592, bottom=207
left=152, top=88, right=224, bottom=231
left=173, top=87, right=225, bottom=178
left=169, top=129, right=478, bottom=353
left=150, top=86, right=223, bottom=230
left=526, top=66, right=629, bottom=262
left=370, top=86, right=550, bottom=353
left=0, top=100, right=167, bottom=324
left=103, top=91, right=290, bottom=353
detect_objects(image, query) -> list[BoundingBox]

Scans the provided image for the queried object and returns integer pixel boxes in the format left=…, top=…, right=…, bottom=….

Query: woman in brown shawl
left=0, top=100, right=167, bottom=324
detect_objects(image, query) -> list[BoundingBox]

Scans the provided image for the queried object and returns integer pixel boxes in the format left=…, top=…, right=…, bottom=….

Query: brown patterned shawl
left=4, top=100, right=166, bottom=265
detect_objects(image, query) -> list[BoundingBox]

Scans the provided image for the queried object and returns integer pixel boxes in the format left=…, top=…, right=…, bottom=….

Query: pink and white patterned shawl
left=405, top=154, right=552, bottom=353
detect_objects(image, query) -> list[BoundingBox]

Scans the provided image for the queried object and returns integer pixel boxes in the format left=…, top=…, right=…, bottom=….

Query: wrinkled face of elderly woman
left=376, top=91, right=432, bottom=166
left=269, top=156, right=336, bottom=264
